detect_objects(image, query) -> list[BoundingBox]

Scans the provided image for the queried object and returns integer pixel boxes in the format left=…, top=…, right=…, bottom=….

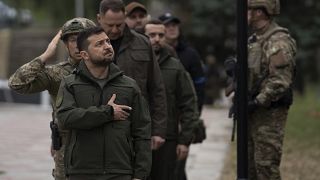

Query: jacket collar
left=175, top=39, right=188, bottom=52
left=68, top=57, right=80, bottom=67
left=158, top=47, right=172, bottom=65
left=118, top=25, right=134, bottom=54
left=255, top=21, right=278, bottom=38
left=76, top=61, right=123, bottom=85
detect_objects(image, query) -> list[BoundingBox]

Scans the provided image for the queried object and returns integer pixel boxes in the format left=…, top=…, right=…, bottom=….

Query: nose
left=103, top=42, right=110, bottom=49
left=136, top=17, right=142, bottom=23
left=154, top=35, right=160, bottom=42
left=111, top=26, right=119, bottom=33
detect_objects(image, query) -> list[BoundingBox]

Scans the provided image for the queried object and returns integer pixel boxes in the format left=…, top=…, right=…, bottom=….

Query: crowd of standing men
left=8, top=0, right=297, bottom=180
left=8, top=0, right=204, bottom=180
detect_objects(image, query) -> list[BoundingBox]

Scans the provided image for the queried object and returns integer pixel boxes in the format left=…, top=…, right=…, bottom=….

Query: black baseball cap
left=158, top=13, right=181, bottom=24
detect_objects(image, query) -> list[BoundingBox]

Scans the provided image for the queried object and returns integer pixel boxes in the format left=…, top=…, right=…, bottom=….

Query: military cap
left=61, top=17, right=96, bottom=41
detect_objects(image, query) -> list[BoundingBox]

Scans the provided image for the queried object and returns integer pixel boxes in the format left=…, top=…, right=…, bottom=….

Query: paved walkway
left=0, top=103, right=232, bottom=180
left=186, top=106, right=232, bottom=180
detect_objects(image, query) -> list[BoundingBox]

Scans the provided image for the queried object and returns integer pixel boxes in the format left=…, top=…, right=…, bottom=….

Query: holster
left=50, top=121, right=62, bottom=151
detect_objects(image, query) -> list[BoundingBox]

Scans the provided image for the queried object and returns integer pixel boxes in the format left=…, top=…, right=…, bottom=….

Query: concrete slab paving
left=0, top=103, right=232, bottom=180
left=186, top=106, right=232, bottom=180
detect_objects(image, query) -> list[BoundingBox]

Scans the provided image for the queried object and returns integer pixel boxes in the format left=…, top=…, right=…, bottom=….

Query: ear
left=64, top=42, right=69, bottom=51
left=80, top=51, right=89, bottom=61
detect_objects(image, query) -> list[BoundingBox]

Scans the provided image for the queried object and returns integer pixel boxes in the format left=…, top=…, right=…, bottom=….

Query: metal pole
left=75, top=0, right=84, bottom=17
left=236, top=0, right=248, bottom=179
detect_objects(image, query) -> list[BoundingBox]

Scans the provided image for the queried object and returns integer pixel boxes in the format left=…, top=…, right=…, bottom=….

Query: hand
left=176, top=144, right=189, bottom=160
left=107, top=94, right=132, bottom=120
left=39, top=30, right=62, bottom=63
left=248, top=99, right=258, bottom=113
left=224, top=56, right=237, bottom=77
left=151, top=136, right=165, bottom=150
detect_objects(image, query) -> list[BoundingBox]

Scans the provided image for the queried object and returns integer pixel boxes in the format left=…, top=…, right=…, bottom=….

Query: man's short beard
left=154, top=49, right=160, bottom=55
left=91, top=58, right=113, bottom=67
left=153, top=44, right=161, bottom=55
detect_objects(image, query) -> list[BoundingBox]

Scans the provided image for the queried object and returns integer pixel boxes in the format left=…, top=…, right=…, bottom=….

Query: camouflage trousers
left=52, top=144, right=67, bottom=180
left=248, top=106, right=289, bottom=180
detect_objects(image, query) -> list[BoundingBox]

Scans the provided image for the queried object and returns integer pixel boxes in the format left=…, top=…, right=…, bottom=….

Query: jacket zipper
left=99, top=87, right=107, bottom=174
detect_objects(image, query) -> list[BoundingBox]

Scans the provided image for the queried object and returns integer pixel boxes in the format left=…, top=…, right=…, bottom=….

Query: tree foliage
left=2, top=0, right=320, bottom=81
left=160, top=0, right=320, bottom=81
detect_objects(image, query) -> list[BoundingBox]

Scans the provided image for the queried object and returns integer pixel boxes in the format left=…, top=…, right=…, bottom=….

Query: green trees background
left=2, top=0, right=320, bottom=82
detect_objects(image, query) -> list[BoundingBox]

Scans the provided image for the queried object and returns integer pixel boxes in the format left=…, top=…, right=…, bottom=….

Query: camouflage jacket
left=248, top=21, right=297, bottom=107
left=8, top=57, right=78, bottom=120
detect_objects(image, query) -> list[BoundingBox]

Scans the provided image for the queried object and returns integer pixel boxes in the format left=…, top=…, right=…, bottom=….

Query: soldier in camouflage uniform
left=8, top=18, right=96, bottom=180
left=247, top=0, right=297, bottom=179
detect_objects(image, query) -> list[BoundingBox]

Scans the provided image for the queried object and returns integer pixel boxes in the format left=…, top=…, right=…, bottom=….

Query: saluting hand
left=107, top=94, right=132, bottom=121
left=39, top=30, right=62, bottom=63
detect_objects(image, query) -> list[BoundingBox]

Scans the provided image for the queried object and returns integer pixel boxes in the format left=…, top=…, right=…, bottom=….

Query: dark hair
left=99, top=0, right=125, bottom=15
left=77, top=27, right=105, bottom=51
left=142, top=19, right=164, bottom=33
left=146, top=19, right=163, bottom=26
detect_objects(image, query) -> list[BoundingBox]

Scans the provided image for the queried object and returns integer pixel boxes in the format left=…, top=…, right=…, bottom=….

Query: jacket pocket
left=104, top=122, right=133, bottom=170
left=130, top=49, right=150, bottom=62
left=70, top=128, right=104, bottom=169
left=72, top=84, right=99, bottom=108
left=126, top=136, right=134, bottom=163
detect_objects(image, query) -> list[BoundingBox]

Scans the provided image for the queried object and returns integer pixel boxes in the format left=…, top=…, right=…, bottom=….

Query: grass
left=220, top=85, right=320, bottom=180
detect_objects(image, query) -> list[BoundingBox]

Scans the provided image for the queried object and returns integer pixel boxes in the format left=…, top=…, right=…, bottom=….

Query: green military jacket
left=114, top=26, right=167, bottom=138
left=8, top=57, right=77, bottom=112
left=158, top=48, right=198, bottom=145
left=248, top=21, right=297, bottom=107
left=56, top=61, right=151, bottom=179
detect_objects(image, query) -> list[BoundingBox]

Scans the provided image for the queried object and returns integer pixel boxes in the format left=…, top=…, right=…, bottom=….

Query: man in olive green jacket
left=144, top=20, right=198, bottom=180
left=8, top=18, right=96, bottom=180
left=57, top=27, right=151, bottom=180
left=97, top=0, right=167, bottom=150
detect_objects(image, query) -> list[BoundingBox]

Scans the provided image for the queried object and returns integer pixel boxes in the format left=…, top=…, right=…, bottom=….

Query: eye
left=129, top=15, right=137, bottom=19
left=149, top=33, right=156, bottom=38
left=96, top=41, right=103, bottom=47
left=105, top=23, right=113, bottom=28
